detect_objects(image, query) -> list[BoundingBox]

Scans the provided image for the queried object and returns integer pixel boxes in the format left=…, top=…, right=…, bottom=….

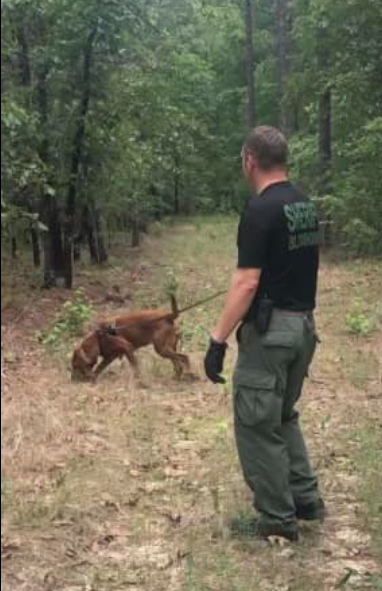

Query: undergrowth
left=357, top=425, right=382, bottom=560
left=38, top=288, right=93, bottom=349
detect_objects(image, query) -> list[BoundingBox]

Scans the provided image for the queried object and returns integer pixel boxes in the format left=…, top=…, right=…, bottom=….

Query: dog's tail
left=170, top=294, right=180, bottom=319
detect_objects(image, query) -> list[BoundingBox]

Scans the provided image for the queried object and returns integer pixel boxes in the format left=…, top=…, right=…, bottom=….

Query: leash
left=98, top=289, right=227, bottom=335
left=176, top=289, right=227, bottom=315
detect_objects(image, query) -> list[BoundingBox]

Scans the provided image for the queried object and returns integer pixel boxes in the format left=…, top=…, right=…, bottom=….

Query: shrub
left=346, top=302, right=374, bottom=336
left=39, top=289, right=93, bottom=349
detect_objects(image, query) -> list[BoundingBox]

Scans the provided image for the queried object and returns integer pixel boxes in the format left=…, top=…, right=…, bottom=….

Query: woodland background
left=2, top=0, right=382, bottom=288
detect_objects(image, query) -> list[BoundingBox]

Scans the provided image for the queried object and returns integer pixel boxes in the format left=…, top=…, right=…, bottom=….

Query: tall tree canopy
left=2, top=0, right=381, bottom=286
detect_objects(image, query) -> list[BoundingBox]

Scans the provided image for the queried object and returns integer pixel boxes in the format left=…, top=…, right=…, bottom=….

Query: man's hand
left=204, top=338, right=228, bottom=384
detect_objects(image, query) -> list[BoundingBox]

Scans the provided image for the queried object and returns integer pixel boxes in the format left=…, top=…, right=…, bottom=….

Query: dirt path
left=2, top=219, right=381, bottom=591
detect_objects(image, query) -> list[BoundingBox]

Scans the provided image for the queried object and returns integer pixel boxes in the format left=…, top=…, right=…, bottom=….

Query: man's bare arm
left=211, top=268, right=261, bottom=343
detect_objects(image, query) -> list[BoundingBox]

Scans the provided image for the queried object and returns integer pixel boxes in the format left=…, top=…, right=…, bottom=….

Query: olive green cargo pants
left=233, top=311, right=321, bottom=528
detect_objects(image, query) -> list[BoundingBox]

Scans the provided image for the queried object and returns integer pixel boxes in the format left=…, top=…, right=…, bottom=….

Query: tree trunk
left=243, top=0, right=256, bottom=128
left=317, top=25, right=332, bottom=195
left=15, top=25, right=31, bottom=86
left=173, top=153, right=181, bottom=215
left=36, top=68, right=66, bottom=287
left=87, top=207, right=108, bottom=264
left=64, top=26, right=98, bottom=289
left=42, top=200, right=65, bottom=288
left=30, top=226, right=41, bottom=267
left=275, top=0, right=294, bottom=135
left=88, top=232, right=98, bottom=263
left=14, top=25, right=63, bottom=282
left=73, top=241, right=82, bottom=262
left=151, top=185, right=162, bottom=221
left=318, top=88, right=332, bottom=191
left=174, top=175, right=180, bottom=216
left=131, top=218, right=141, bottom=248
left=11, top=236, right=18, bottom=259
left=95, top=216, right=108, bottom=263
left=43, top=233, right=55, bottom=289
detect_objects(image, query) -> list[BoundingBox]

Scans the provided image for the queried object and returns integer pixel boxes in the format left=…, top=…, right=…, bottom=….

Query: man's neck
left=256, top=171, right=289, bottom=195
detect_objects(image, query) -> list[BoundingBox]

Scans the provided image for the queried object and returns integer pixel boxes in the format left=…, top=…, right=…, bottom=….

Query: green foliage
left=40, top=289, right=92, bottom=349
left=164, top=269, right=179, bottom=299
left=330, top=117, right=382, bottom=255
left=291, top=0, right=382, bottom=255
left=345, top=302, right=375, bottom=337
left=1, top=200, right=47, bottom=233
left=289, top=134, right=320, bottom=193
left=1, top=0, right=382, bottom=267
left=342, top=219, right=379, bottom=257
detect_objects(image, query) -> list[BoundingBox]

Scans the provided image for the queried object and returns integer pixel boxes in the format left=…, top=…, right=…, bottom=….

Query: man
left=204, top=126, right=325, bottom=542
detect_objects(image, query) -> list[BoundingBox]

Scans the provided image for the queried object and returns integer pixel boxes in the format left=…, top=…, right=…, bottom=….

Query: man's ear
left=245, top=154, right=256, bottom=179
left=243, top=151, right=253, bottom=177
left=249, top=154, right=258, bottom=173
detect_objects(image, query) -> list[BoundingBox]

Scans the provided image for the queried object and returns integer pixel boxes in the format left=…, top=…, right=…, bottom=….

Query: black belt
left=274, top=309, right=314, bottom=319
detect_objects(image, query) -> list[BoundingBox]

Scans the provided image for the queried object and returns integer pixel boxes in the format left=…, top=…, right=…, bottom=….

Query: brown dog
left=71, top=298, right=190, bottom=382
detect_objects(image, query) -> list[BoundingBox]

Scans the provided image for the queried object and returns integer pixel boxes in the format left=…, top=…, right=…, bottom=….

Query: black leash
left=98, top=289, right=227, bottom=335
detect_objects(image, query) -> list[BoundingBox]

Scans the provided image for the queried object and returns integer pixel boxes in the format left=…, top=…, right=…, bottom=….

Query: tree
left=2, top=0, right=381, bottom=266
left=316, top=21, right=332, bottom=195
left=63, top=24, right=98, bottom=289
left=243, top=0, right=256, bottom=128
left=275, top=0, right=294, bottom=135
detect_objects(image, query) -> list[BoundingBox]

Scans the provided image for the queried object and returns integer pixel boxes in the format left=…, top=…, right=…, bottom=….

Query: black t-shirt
left=238, top=181, right=320, bottom=318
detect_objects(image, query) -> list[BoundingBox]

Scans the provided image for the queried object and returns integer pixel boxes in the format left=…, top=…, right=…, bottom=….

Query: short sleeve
left=237, top=204, right=271, bottom=269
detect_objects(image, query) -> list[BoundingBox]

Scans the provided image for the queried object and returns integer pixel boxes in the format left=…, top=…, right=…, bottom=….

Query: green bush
left=290, top=119, right=382, bottom=256
left=289, top=134, right=320, bottom=194
left=39, top=289, right=93, bottom=349
left=331, top=117, right=382, bottom=255
left=164, top=269, right=179, bottom=299
left=346, top=302, right=375, bottom=336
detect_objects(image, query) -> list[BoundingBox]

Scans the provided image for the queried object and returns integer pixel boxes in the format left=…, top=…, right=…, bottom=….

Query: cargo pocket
left=261, top=331, right=295, bottom=349
left=234, top=372, right=280, bottom=428
left=260, top=332, right=296, bottom=391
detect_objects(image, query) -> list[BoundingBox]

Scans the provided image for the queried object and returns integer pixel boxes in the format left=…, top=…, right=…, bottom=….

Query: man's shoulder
left=244, top=196, right=269, bottom=215
left=239, top=199, right=268, bottom=230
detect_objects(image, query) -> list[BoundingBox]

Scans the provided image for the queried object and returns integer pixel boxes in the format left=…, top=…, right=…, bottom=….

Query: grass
left=357, top=425, right=382, bottom=559
left=1, top=217, right=382, bottom=591
left=345, top=349, right=380, bottom=390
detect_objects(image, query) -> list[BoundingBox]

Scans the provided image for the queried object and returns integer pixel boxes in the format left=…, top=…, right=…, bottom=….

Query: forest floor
left=1, top=217, right=382, bottom=591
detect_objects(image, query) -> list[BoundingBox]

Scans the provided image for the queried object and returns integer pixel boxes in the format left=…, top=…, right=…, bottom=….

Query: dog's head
left=71, top=336, right=98, bottom=383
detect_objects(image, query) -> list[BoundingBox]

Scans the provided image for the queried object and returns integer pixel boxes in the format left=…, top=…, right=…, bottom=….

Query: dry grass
left=1, top=217, right=382, bottom=591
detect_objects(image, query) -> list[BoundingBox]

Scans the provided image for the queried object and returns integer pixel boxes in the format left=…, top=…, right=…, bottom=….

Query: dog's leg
left=94, top=355, right=119, bottom=377
left=154, top=345, right=189, bottom=380
left=176, top=353, right=192, bottom=378
left=153, top=325, right=192, bottom=380
left=121, top=343, right=141, bottom=379
left=170, top=329, right=192, bottom=375
left=96, top=343, right=140, bottom=381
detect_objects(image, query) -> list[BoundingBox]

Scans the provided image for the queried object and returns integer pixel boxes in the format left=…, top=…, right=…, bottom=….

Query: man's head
left=242, top=126, right=289, bottom=192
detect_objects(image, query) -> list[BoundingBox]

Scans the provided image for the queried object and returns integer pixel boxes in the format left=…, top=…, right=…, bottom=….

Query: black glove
left=204, top=337, right=228, bottom=384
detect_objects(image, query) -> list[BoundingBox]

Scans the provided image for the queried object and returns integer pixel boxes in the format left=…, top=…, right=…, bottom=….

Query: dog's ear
left=74, top=346, right=93, bottom=368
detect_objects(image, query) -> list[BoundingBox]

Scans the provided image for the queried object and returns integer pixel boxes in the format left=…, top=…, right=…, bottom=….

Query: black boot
left=229, top=515, right=299, bottom=542
left=296, top=499, right=326, bottom=522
